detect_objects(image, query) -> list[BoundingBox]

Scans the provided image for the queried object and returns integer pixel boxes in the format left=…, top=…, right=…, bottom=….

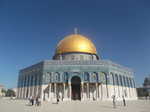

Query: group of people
left=28, top=96, right=41, bottom=106
left=112, top=95, right=126, bottom=108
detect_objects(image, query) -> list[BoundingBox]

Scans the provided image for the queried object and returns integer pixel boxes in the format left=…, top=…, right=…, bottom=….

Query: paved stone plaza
left=0, top=98, right=150, bottom=112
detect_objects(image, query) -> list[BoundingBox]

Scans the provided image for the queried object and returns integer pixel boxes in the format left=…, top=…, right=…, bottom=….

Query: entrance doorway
left=71, top=76, right=81, bottom=100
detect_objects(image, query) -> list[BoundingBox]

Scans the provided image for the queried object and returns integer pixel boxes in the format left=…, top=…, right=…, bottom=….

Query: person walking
left=35, top=97, right=39, bottom=106
left=28, top=96, right=32, bottom=105
left=56, top=96, right=59, bottom=104
left=31, top=97, right=34, bottom=106
left=122, top=96, right=126, bottom=106
left=112, top=95, right=116, bottom=108
left=38, top=97, right=42, bottom=106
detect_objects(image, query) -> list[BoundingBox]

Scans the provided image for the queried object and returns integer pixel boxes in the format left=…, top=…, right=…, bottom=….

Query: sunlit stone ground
left=0, top=97, right=150, bottom=112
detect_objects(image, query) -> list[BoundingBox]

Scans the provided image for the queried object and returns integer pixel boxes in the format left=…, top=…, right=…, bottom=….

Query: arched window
left=45, top=72, right=51, bottom=83
left=99, top=72, right=102, bottom=82
left=89, top=55, right=93, bottom=60
left=71, top=55, right=75, bottom=60
left=132, top=79, right=135, bottom=88
left=84, top=72, right=89, bottom=81
left=92, top=72, right=98, bottom=82
left=100, top=72, right=107, bottom=84
left=36, top=75, right=39, bottom=86
left=62, top=55, right=65, bottom=60
left=27, top=76, right=30, bottom=86
left=18, top=76, right=22, bottom=87
left=110, top=73, right=115, bottom=85
left=119, top=75, right=123, bottom=86
left=105, top=73, right=109, bottom=84
left=129, top=78, right=133, bottom=87
left=123, top=76, right=126, bottom=87
left=112, top=73, right=115, bottom=85
left=20, top=77, right=23, bottom=87
left=49, top=72, right=52, bottom=82
left=33, top=76, right=36, bottom=86
left=38, top=75, right=42, bottom=85
left=126, top=77, right=129, bottom=87
left=115, top=74, right=119, bottom=86
left=33, top=75, right=36, bottom=86
left=23, top=76, right=26, bottom=87
left=30, top=75, right=33, bottom=86
left=80, top=55, right=84, bottom=60
left=55, top=72, right=60, bottom=82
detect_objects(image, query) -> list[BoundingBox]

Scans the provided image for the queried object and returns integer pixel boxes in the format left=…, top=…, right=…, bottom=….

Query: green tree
left=143, top=77, right=150, bottom=87
left=1, top=89, right=6, bottom=96
left=6, top=89, right=16, bottom=97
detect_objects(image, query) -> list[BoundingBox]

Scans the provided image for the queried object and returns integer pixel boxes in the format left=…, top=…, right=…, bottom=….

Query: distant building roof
left=0, top=85, right=4, bottom=89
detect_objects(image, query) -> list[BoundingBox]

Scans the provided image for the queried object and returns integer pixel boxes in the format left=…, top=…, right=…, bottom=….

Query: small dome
left=55, top=34, right=97, bottom=55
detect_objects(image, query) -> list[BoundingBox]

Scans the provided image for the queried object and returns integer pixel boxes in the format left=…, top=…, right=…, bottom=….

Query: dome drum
left=53, top=52, right=99, bottom=60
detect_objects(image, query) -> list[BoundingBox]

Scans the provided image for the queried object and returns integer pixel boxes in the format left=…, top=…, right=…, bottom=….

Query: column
left=16, top=88, right=18, bottom=98
left=27, top=76, right=30, bottom=98
left=22, top=78, right=24, bottom=98
left=101, top=84, right=103, bottom=100
left=30, top=86, right=32, bottom=97
left=35, top=85, right=38, bottom=97
left=54, top=83, right=57, bottom=99
left=86, top=83, right=89, bottom=99
left=17, top=88, right=19, bottom=98
left=19, top=88, right=21, bottom=98
left=89, top=83, right=91, bottom=99
left=28, top=76, right=31, bottom=97
left=24, top=87, right=27, bottom=98
left=22, top=87, right=24, bottom=98
left=63, top=83, right=65, bottom=100
left=60, top=55, right=62, bottom=60
left=23, top=78, right=26, bottom=99
left=81, top=82, right=84, bottom=100
left=96, top=83, right=98, bottom=100
left=49, top=83, right=51, bottom=101
left=98, top=84, right=101, bottom=100
left=31, top=76, right=34, bottom=97
left=68, top=82, right=71, bottom=100
left=20, top=88, right=22, bottom=98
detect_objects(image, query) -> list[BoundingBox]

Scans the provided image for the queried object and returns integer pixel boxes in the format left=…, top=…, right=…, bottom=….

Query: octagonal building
left=17, top=33, right=137, bottom=101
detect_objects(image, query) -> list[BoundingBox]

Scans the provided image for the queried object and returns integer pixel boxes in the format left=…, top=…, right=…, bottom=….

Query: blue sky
left=0, top=0, right=150, bottom=88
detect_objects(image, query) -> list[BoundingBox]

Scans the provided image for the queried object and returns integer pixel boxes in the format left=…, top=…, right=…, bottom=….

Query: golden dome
left=55, top=34, right=97, bottom=55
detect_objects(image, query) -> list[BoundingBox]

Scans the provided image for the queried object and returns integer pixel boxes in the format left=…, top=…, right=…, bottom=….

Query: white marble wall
left=17, top=83, right=137, bottom=101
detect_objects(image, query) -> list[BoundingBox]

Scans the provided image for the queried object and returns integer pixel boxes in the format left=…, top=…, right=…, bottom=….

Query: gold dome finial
left=74, top=28, right=78, bottom=34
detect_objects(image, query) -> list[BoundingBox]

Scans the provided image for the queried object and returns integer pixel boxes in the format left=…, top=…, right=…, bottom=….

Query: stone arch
left=69, top=72, right=82, bottom=82
left=71, top=76, right=81, bottom=100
